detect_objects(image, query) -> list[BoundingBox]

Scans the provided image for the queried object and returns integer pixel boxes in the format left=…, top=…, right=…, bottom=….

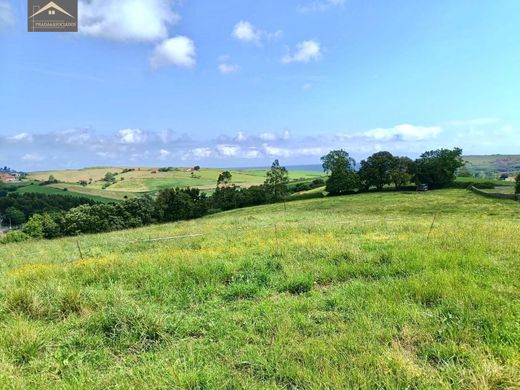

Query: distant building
left=0, top=174, right=17, bottom=183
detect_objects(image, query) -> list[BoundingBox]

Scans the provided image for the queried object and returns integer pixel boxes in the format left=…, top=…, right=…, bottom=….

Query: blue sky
left=1, top=0, right=519, bottom=171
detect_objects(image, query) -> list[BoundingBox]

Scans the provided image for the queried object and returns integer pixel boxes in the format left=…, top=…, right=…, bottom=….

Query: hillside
left=28, top=167, right=324, bottom=192
left=0, top=190, right=518, bottom=388
left=464, top=155, right=520, bottom=177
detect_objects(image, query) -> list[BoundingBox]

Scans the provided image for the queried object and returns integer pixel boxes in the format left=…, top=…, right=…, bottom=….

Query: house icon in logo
left=27, top=0, right=78, bottom=32
left=29, top=1, right=75, bottom=19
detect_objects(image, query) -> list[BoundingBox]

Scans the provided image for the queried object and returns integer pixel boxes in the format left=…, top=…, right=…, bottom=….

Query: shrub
left=516, top=173, right=520, bottom=194
left=0, top=230, right=30, bottom=244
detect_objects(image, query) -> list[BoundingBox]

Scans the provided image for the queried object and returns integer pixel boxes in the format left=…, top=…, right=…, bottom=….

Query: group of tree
left=321, top=147, right=465, bottom=195
left=0, top=193, right=96, bottom=228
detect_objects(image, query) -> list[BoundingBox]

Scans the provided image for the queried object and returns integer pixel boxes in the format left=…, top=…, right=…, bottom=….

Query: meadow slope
left=0, top=190, right=519, bottom=388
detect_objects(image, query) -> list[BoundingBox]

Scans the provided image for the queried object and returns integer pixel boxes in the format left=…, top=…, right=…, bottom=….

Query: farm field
left=28, top=167, right=325, bottom=193
left=0, top=189, right=518, bottom=388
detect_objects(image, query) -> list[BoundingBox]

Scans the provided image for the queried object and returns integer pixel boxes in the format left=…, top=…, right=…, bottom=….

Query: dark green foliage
left=359, top=151, right=397, bottom=191
left=0, top=192, right=95, bottom=227
left=515, top=173, right=520, bottom=194
left=217, top=171, right=232, bottom=186
left=326, top=170, right=359, bottom=195
left=414, top=148, right=465, bottom=188
left=321, top=150, right=359, bottom=195
left=4, top=207, right=26, bottom=226
left=156, top=188, right=208, bottom=222
left=321, top=149, right=355, bottom=173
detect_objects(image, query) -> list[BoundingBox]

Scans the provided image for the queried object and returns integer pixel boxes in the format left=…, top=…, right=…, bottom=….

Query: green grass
left=0, top=190, right=519, bottom=388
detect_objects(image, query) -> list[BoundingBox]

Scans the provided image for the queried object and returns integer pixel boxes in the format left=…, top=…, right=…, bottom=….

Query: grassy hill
left=463, top=155, right=520, bottom=177
left=28, top=167, right=324, bottom=193
left=0, top=190, right=518, bottom=388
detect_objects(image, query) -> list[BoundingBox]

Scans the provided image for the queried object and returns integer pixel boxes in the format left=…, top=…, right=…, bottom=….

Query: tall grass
left=0, top=189, right=518, bottom=388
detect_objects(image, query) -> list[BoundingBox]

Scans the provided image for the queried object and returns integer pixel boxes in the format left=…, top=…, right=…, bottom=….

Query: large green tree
left=515, top=173, right=520, bottom=194
left=358, top=151, right=397, bottom=191
left=321, top=150, right=359, bottom=195
left=321, top=150, right=355, bottom=174
left=264, top=160, right=289, bottom=201
left=390, top=156, right=415, bottom=190
left=414, top=148, right=465, bottom=187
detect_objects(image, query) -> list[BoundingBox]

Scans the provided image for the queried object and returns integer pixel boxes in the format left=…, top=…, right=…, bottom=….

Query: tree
left=358, top=151, right=397, bottom=191
left=47, top=175, right=59, bottom=184
left=321, top=150, right=358, bottom=195
left=390, top=157, right=415, bottom=189
left=104, top=172, right=117, bottom=184
left=264, top=160, right=289, bottom=201
left=194, top=166, right=201, bottom=171
left=4, top=207, right=25, bottom=226
left=217, top=171, right=233, bottom=187
left=23, top=213, right=61, bottom=239
left=326, top=170, right=359, bottom=195
left=414, top=148, right=465, bottom=188
left=321, top=150, right=355, bottom=174
left=515, top=173, right=520, bottom=195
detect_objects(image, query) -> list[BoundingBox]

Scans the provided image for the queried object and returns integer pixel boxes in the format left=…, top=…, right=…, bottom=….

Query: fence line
left=470, top=186, right=519, bottom=201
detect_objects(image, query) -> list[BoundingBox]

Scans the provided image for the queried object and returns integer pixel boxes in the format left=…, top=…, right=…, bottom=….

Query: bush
left=0, top=230, right=30, bottom=244
left=516, top=173, right=520, bottom=194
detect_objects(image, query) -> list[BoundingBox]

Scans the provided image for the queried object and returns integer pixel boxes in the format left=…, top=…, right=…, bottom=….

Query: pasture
left=0, top=190, right=518, bottom=388
left=28, top=167, right=325, bottom=193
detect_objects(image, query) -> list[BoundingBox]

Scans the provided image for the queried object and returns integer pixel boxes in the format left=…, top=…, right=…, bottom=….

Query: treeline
left=0, top=193, right=96, bottom=227
left=2, top=147, right=467, bottom=242
left=322, top=148, right=465, bottom=195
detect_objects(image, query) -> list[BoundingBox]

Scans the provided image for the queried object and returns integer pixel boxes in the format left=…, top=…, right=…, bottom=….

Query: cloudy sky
left=1, top=0, right=519, bottom=171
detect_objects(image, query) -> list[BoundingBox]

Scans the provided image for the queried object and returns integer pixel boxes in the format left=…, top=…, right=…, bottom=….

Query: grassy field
left=0, top=190, right=519, bottom=388
left=28, top=167, right=325, bottom=194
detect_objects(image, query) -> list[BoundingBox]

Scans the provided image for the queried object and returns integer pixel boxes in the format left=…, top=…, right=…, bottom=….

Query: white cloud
left=79, top=0, right=179, bottom=41
left=54, top=128, right=91, bottom=145
left=0, top=1, right=15, bottom=28
left=158, top=149, right=171, bottom=160
left=232, top=21, right=282, bottom=45
left=298, top=0, right=346, bottom=13
left=282, top=40, right=321, bottom=64
left=21, top=153, right=44, bottom=162
left=217, top=144, right=240, bottom=157
left=119, top=128, right=146, bottom=144
left=150, top=36, right=196, bottom=69
left=233, top=21, right=261, bottom=43
left=234, top=132, right=247, bottom=142
left=243, top=148, right=261, bottom=158
left=219, top=63, right=239, bottom=74
left=191, top=147, right=212, bottom=158
left=364, top=124, right=442, bottom=141
left=9, top=133, right=33, bottom=142
left=259, top=132, right=277, bottom=141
